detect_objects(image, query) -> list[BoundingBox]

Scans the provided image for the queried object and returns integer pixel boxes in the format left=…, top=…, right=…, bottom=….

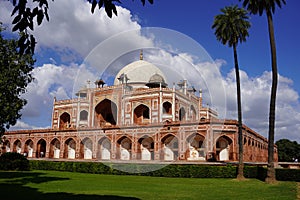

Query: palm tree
left=212, top=5, right=250, bottom=180
left=240, top=0, right=286, bottom=183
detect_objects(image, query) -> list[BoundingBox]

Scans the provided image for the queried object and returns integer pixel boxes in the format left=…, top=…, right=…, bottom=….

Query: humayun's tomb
left=1, top=51, right=277, bottom=162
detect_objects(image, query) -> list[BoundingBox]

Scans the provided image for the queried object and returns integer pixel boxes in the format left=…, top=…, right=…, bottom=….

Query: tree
left=276, top=139, right=300, bottom=162
left=212, top=5, right=250, bottom=180
left=0, top=23, right=34, bottom=139
left=9, top=0, right=153, bottom=55
left=240, top=0, right=286, bottom=184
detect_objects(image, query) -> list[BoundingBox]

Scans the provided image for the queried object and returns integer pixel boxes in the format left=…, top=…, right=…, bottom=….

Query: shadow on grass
left=0, top=171, right=140, bottom=200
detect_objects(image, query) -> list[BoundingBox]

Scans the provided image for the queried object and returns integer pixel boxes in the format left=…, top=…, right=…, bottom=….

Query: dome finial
left=139, top=49, right=143, bottom=60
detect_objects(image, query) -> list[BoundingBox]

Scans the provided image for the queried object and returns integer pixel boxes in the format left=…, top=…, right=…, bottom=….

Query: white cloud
left=21, top=63, right=97, bottom=120
left=33, top=1, right=145, bottom=60
left=10, top=120, right=47, bottom=130
left=2, top=1, right=299, bottom=143
left=0, top=1, right=13, bottom=25
left=224, top=69, right=300, bottom=142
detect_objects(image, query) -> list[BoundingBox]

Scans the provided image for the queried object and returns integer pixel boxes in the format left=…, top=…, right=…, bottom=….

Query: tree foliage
left=239, top=0, right=286, bottom=184
left=212, top=5, right=250, bottom=47
left=9, top=0, right=154, bottom=55
left=212, top=5, right=250, bottom=180
left=0, top=152, right=30, bottom=171
left=0, top=23, right=34, bottom=137
left=240, top=0, right=286, bottom=15
left=276, top=139, right=300, bottom=162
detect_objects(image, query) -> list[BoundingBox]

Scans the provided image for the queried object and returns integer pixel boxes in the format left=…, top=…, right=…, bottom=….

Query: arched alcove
left=64, top=138, right=76, bottom=159
left=161, top=134, right=178, bottom=161
left=36, top=139, right=46, bottom=158
left=117, top=136, right=132, bottom=160
left=25, top=139, right=34, bottom=157
left=80, top=138, right=93, bottom=159
left=216, top=135, right=233, bottom=161
left=138, top=136, right=154, bottom=160
left=179, top=107, right=186, bottom=121
left=134, top=104, right=150, bottom=125
left=97, top=137, right=111, bottom=160
left=95, top=99, right=117, bottom=126
left=50, top=138, right=61, bottom=158
left=59, top=112, right=71, bottom=130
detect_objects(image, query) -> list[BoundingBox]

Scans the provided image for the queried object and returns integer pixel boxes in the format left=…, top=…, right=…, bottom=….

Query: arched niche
left=216, top=135, right=233, bottom=161
left=64, top=138, right=76, bottom=159
left=97, top=137, right=111, bottom=160
left=59, top=112, right=71, bottom=130
left=80, top=137, right=93, bottom=159
left=36, top=139, right=46, bottom=158
left=161, top=134, right=178, bottom=161
left=138, top=136, right=154, bottom=160
left=25, top=139, right=34, bottom=157
left=179, top=107, right=186, bottom=121
left=95, top=99, right=117, bottom=126
left=134, top=104, right=150, bottom=125
left=50, top=138, right=61, bottom=158
left=117, top=136, right=132, bottom=160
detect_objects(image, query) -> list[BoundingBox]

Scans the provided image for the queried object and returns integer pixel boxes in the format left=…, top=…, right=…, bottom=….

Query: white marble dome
left=114, top=60, right=167, bottom=88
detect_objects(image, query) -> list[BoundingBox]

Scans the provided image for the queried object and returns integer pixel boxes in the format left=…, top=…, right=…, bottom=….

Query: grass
left=0, top=170, right=297, bottom=200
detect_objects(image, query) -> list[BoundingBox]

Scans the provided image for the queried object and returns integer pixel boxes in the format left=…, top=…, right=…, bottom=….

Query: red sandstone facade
left=1, top=58, right=277, bottom=163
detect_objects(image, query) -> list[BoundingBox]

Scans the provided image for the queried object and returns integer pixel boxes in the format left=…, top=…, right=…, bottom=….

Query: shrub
left=0, top=152, right=30, bottom=171
left=276, top=168, right=300, bottom=182
left=28, top=160, right=300, bottom=182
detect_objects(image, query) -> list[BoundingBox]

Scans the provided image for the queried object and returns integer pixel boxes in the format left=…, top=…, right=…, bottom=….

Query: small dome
left=149, top=73, right=165, bottom=83
left=146, top=73, right=168, bottom=88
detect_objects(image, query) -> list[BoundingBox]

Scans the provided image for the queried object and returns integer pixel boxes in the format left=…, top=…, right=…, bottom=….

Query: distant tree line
left=276, top=139, right=300, bottom=162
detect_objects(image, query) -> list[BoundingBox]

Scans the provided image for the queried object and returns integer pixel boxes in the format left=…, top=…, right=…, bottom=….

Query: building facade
left=1, top=55, right=277, bottom=162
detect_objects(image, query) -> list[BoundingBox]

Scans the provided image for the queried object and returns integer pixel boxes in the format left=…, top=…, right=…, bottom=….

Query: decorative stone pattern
left=2, top=59, right=277, bottom=163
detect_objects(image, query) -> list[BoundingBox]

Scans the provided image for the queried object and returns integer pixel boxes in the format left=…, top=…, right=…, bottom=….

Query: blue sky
left=120, top=0, right=300, bottom=91
left=0, top=0, right=299, bottom=142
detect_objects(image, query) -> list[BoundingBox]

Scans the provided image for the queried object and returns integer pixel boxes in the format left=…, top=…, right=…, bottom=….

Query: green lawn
left=0, top=170, right=297, bottom=200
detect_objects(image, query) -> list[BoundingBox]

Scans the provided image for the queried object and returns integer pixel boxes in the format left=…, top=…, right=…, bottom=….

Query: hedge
left=0, top=152, right=30, bottom=171
left=28, top=160, right=300, bottom=181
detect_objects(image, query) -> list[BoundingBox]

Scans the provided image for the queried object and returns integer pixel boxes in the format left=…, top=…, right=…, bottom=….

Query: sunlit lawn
left=0, top=170, right=297, bottom=200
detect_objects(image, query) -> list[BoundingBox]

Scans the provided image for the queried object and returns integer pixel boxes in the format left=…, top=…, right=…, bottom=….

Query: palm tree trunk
left=233, top=43, right=244, bottom=179
left=265, top=9, right=278, bottom=184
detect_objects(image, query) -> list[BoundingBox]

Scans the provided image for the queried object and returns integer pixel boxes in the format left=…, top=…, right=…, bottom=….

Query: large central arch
left=95, top=99, right=117, bottom=126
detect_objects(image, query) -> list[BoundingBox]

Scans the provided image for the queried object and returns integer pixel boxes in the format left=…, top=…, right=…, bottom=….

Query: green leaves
left=89, top=0, right=153, bottom=18
left=276, top=139, right=300, bottom=162
left=212, top=5, right=251, bottom=47
left=10, top=0, right=154, bottom=55
left=0, top=24, right=34, bottom=135
left=239, top=0, right=286, bottom=15
left=10, top=0, right=53, bottom=55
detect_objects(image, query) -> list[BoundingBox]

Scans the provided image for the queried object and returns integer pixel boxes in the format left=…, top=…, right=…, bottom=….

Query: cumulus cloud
left=2, top=1, right=299, bottom=142
left=10, top=63, right=96, bottom=129
left=11, top=120, right=47, bottom=130
left=224, top=69, right=300, bottom=142
left=33, top=1, right=148, bottom=60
